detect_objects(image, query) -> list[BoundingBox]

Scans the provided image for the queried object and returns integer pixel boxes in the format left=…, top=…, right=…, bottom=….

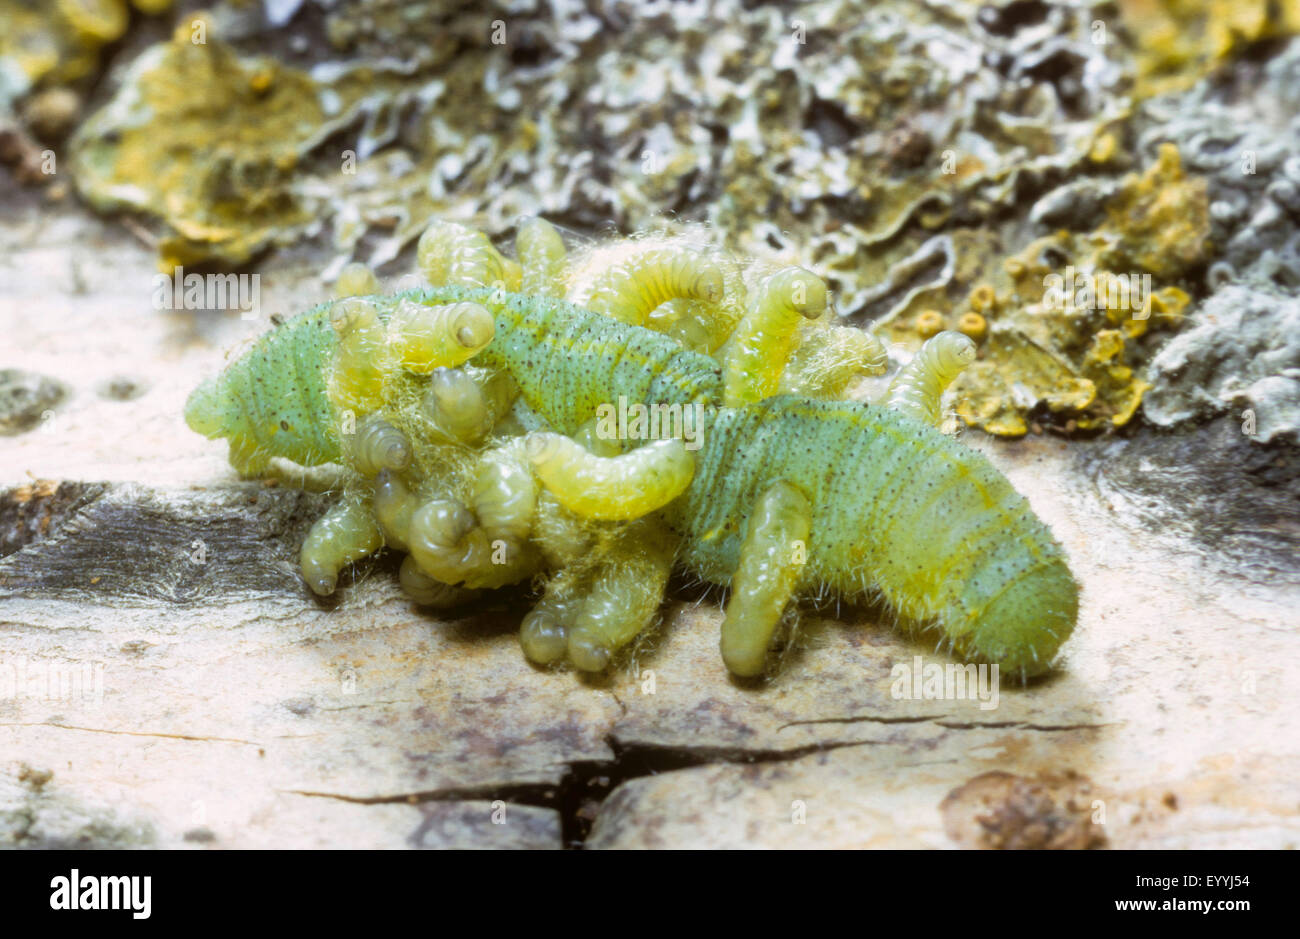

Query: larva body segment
left=466, top=287, right=722, bottom=435
left=566, top=520, right=676, bottom=671
left=885, top=330, right=977, bottom=426
left=423, top=366, right=492, bottom=443
left=326, top=297, right=387, bottom=414
left=372, top=469, right=418, bottom=550
left=334, top=261, right=380, bottom=298
left=399, top=554, right=481, bottom=608
left=472, top=442, right=537, bottom=541
left=530, top=488, right=595, bottom=567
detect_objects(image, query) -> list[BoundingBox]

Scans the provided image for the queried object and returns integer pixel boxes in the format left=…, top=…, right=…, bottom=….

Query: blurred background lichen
left=3, top=0, right=1297, bottom=441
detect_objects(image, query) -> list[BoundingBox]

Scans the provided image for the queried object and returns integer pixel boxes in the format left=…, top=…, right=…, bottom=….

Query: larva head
left=520, top=607, right=569, bottom=665
left=353, top=415, right=412, bottom=474
left=388, top=298, right=495, bottom=374
left=694, top=265, right=725, bottom=304
left=333, top=262, right=381, bottom=299
left=780, top=268, right=827, bottom=318
left=931, top=330, right=977, bottom=372
left=449, top=302, right=495, bottom=352
left=329, top=296, right=379, bottom=336
left=523, top=431, right=566, bottom=467
left=183, top=377, right=228, bottom=438
left=955, top=553, right=1078, bottom=678
left=424, top=366, right=490, bottom=443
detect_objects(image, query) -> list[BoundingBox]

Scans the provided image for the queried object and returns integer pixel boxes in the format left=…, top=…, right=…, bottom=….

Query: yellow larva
left=386, top=299, right=495, bottom=374
left=718, top=480, right=812, bottom=677
left=515, top=217, right=568, bottom=298
left=722, top=267, right=828, bottom=407
left=572, top=245, right=724, bottom=325
left=649, top=255, right=750, bottom=352
left=407, top=497, right=537, bottom=589
left=300, top=496, right=383, bottom=596
left=780, top=322, right=890, bottom=398
left=565, top=521, right=676, bottom=672
left=417, top=219, right=521, bottom=290
left=524, top=433, right=695, bottom=521
left=472, top=443, right=537, bottom=542
left=333, top=261, right=381, bottom=299
left=885, top=330, right=977, bottom=426
left=345, top=414, right=412, bottom=477
left=406, top=498, right=492, bottom=585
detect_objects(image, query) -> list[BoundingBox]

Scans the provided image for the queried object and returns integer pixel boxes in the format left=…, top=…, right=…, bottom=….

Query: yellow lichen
left=1097, top=143, right=1210, bottom=280
left=1118, top=0, right=1300, bottom=98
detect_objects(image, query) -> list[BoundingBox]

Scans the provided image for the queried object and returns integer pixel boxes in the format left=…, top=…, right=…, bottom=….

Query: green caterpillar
left=185, top=224, right=1078, bottom=680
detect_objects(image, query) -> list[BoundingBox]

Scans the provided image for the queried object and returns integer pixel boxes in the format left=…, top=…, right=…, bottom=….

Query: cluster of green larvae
left=186, top=218, right=1075, bottom=679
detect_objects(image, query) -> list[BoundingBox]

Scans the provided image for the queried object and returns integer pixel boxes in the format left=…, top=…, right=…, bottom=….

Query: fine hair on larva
left=185, top=219, right=1079, bottom=683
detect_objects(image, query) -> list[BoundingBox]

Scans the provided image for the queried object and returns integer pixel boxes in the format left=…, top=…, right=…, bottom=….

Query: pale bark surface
left=2, top=204, right=1297, bottom=848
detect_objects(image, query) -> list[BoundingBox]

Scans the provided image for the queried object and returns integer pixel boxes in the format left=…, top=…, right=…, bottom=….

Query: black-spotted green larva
left=185, top=219, right=1078, bottom=680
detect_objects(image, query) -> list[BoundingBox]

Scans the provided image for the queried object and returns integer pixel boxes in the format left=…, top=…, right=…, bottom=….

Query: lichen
left=1117, top=0, right=1300, bottom=99
left=16, top=0, right=1299, bottom=446
left=1144, top=285, right=1300, bottom=443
